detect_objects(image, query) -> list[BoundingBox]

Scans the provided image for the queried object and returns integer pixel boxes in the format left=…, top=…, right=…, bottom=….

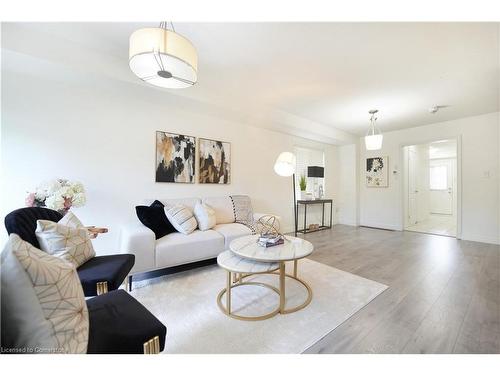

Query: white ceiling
left=2, top=22, right=499, bottom=144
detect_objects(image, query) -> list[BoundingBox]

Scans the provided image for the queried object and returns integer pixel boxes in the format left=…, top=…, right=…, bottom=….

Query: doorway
left=403, top=139, right=457, bottom=237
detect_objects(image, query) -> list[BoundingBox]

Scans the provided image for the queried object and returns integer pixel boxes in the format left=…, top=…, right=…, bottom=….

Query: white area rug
left=130, top=259, right=387, bottom=354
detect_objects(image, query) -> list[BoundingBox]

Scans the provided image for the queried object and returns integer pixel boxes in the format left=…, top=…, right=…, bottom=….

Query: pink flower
left=25, top=192, right=35, bottom=207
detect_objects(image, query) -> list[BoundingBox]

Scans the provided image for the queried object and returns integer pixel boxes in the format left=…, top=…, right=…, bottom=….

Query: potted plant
left=299, top=175, right=307, bottom=199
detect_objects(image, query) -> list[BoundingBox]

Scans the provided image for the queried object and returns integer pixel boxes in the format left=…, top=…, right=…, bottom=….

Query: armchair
left=4, top=207, right=134, bottom=297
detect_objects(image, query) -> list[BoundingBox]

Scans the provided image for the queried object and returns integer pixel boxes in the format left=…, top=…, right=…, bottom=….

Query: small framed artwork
left=156, top=131, right=196, bottom=183
left=366, top=156, right=388, bottom=187
left=198, top=138, right=231, bottom=184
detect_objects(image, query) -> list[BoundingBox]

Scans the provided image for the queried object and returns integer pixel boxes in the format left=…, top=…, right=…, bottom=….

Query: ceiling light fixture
left=129, top=21, right=198, bottom=89
left=364, top=109, right=383, bottom=150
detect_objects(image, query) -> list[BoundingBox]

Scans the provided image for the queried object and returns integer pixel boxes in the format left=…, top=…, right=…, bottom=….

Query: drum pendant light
left=129, top=22, right=198, bottom=89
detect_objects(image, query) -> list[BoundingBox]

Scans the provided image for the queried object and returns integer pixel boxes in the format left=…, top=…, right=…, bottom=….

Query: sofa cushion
left=213, top=223, right=253, bottom=249
left=202, top=196, right=235, bottom=224
left=193, top=202, right=216, bottom=231
left=155, top=230, right=224, bottom=268
left=145, top=197, right=200, bottom=212
left=136, top=202, right=176, bottom=239
left=164, top=204, right=198, bottom=235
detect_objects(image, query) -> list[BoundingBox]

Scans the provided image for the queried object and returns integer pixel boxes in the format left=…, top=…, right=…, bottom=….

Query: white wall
left=337, top=144, right=358, bottom=226
left=1, top=71, right=339, bottom=254
left=359, top=112, right=500, bottom=244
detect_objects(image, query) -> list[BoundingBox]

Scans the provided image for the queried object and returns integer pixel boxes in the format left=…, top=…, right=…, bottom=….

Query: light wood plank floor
left=302, top=225, right=500, bottom=354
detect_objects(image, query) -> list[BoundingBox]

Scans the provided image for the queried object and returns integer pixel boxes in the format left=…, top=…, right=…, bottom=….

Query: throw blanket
left=230, top=195, right=256, bottom=234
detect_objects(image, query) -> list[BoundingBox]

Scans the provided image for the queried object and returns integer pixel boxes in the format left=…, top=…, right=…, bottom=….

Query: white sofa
left=119, top=196, right=273, bottom=278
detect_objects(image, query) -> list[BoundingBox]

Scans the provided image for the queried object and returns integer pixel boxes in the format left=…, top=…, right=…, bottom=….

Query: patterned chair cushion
left=1, top=234, right=89, bottom=353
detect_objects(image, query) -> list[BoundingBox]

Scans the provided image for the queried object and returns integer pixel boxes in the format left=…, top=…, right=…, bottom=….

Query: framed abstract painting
left=366, top=156, right=388, bottom=187
left=155, top=131, right=196, bottom=183
left=198, top=138, right=231, bottom=184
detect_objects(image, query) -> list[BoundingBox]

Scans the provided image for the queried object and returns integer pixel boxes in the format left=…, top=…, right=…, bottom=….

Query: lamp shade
left=364, top=134, right=383, bottom=150
left=307, top=166, right=324, bottom=178
left=129, top=27, right=198, bottom=89
left=274, top=152, right=296, bottom=176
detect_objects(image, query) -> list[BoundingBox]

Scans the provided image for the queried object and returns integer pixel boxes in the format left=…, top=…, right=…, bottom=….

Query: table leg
left=293, top=259, right=298, bottom=278
left=227, top=271, right=232, bottom=314
left=279, top=261, right=286, bottom=313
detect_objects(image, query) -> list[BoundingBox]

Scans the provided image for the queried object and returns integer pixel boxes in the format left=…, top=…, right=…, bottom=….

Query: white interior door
left=429, top=159, right=453, bottom=215
left=408, top=149, right=418, bottom=225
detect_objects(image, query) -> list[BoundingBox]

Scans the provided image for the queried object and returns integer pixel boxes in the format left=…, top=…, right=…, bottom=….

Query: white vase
left=300, top=191, right=307, bottom=200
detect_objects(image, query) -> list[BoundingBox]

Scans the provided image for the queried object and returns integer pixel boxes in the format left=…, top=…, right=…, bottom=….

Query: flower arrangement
left=25, top=179, right=86, bottom=214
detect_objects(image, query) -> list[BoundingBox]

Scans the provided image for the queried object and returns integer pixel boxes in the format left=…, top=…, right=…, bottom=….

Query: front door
left=429, top=159, right=453, bottom=215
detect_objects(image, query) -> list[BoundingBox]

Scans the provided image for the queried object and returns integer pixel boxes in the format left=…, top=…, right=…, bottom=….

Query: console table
left=295, top=199, right=333, bottom=235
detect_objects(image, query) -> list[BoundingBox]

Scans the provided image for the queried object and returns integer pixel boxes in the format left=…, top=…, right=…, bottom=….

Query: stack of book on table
left=257, top=234, right=284, bottom=248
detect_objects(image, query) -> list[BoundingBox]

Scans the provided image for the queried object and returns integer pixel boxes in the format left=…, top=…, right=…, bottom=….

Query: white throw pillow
left=35, top=214, right=96, bottom=268
left=193, top=202, right=216, bottom=231
left=58, top=211, right=85, bottom=228
left=1, top=234, right=89, bottom=354
left=164, top=204, right=198, bottom=235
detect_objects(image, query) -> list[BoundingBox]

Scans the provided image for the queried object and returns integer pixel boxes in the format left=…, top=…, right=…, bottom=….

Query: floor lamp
left=274, top=152, right=297, bottom=236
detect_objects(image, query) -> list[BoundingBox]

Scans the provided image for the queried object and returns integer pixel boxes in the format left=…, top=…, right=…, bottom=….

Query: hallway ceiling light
left=364, top=109, right=383, bottom=150
left=129, top=22, right=198, bottom=89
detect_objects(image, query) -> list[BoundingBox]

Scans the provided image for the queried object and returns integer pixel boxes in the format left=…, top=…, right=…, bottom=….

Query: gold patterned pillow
left=35, top=217, right=95, bottom=268
left=10, top=234, right=89, bottom=353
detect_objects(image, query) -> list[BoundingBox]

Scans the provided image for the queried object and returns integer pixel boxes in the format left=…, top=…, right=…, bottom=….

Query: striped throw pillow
left=164, top=204, right=198, bottom=234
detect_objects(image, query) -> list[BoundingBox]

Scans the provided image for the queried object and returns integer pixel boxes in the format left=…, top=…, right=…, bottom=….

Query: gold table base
left=217, top=260, right=313, bottom=321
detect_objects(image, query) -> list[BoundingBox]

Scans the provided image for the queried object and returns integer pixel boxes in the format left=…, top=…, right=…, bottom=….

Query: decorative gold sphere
left=255, top=215, right=281, bottom=237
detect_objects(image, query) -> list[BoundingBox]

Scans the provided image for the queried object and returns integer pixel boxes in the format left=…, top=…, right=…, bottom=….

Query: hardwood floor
left=301, top=225, right=500, bottom=354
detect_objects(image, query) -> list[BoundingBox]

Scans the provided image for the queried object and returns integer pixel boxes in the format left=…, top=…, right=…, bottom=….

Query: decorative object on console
left=307, top=166, right=324, bottom=199
left=25, top=179, right=86, bottom=215
left=1, top=234, right=89, bottom=353
left=366, top=156, right=388, bottom=187
left=199, top=138, right=231, bottom=184
left=136, top=200, right=176, bottom=239
left=193, top=202, right=216, bottom=231
left=164, top=204, right=198, bottom=235
left=156, top=131, right=196, bottom=183
left=35, top=212, right=96, bottom=268
left=274, top=151, right=298, bottom=236
left=129, top=22, right=197, bottom=89
left=364, top=109, right=383, bottom=150
left=299, top=175, right=307, bottom=200
left=230, top=195, right=256, bottom=232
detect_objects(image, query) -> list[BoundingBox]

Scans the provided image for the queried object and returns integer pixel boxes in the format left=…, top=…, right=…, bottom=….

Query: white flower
left=45, top=194, right=65, bottom=211
left=57, top=186, right=74, bottom=199
left=43, top=179, right=63, bottom=195
left=71, top=192, right=86, bottom=207
left=34, top=188, right=47, bottom=201
left=71, top=182, right=85, bottom=194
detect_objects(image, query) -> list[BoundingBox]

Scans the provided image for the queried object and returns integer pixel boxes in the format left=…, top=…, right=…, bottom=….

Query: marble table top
left=217, top=250, right=279, bottom=273
left=230, top=235, right=314, bottom=262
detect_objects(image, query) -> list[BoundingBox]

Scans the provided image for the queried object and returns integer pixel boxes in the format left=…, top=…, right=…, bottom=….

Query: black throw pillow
left=135, top=201, right=176, bottom=239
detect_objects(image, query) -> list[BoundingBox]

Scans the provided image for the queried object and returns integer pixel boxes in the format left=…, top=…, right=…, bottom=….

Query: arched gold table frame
left=217, top=260, right=313, bottom=320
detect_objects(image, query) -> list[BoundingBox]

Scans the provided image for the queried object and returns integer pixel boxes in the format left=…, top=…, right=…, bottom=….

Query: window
left=429, top=165, right=447, bottom=190
left=294, top=146, right=325, bottom=197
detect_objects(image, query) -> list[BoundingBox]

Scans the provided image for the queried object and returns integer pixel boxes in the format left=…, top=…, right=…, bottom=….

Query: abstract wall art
left=156, top=131, right=196, bottom=183
left=198, top=138, right=231, bottom=184
left=366, top=156, right=388, bottom=187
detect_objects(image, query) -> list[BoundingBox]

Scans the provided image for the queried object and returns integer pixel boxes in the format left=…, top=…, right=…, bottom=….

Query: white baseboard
left=359, top=221, right=402, bottom=231
left=461, top=233, right=500, bottom=245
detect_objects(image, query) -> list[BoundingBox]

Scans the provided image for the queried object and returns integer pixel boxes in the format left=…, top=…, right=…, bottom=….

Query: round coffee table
left=229, top=235, right=314, bottom=315
left=216, top=250, right=280, bottom=321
